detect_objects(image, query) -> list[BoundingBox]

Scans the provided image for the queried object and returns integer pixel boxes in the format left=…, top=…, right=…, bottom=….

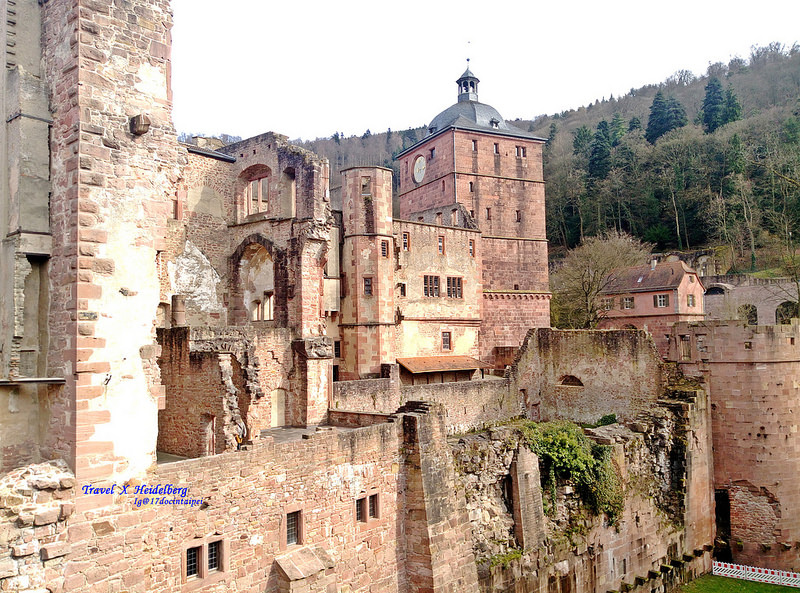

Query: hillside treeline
left=526, top=43, right=800, bottom=271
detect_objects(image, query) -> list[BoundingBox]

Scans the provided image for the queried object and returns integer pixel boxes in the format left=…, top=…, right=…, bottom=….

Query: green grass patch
left=680, top=574, right=796, bottom=592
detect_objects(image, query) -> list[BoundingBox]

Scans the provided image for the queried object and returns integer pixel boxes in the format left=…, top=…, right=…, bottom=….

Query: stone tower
left=395, top=69, right=551, bottom=365
left=339, top=166, right=396, bottom=379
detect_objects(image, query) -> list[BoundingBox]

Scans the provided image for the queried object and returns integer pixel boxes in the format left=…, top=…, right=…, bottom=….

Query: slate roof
left=600, top=261, right=699, bottom=294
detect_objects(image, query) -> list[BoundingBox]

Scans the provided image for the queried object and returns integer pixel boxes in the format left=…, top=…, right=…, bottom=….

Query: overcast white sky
left=171, top=0, right=800, bottom=142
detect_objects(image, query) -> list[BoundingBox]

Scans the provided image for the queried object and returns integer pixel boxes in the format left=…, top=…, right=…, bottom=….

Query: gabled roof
left=600, top=261, right=701, bottom=295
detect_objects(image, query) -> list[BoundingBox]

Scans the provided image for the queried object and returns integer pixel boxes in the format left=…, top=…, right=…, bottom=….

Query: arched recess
left=238, top=164, right=272, bottom=218
left=705, top=286, right=726, bottom=296
left=738, top=304, right=758, bottom=325
left=279, top=167, right=296, bottom=218
left=229, top=234, right=288, bottom=326
left=559, top=375, right=584, bottom=387
left=776, top=301, right=799, bottom=324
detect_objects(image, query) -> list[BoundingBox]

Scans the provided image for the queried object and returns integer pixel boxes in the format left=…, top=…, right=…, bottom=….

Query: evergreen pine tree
left=628, top=116, right=642, bottom=131
left=723, top=86, right=742, bottom=125
left=610, top=113, right=626, bottom=145
left=701, top=77, right=725, bottom=132
left=588, top=125, right=612, bottom=179
left=645, top=91, right=668, bottom=143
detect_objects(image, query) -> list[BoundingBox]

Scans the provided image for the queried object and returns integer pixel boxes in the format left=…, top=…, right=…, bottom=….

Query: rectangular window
left=655, top=294, right=670, bottom=308
left=469, top=240, right=475, bottom=257
left=399, top=283, right=406, bottom=297
left=402, top=232, right=409, bottom=251
left=601, top=298, right=614, bottom=311
left=356, top=498, right=366, bottom=522
left=623, top=296, right=635, bottom=310
left=207, top=541, right=221, bottom=572
left=493, top=142, right=499, bottom=155
left=442, top=331, right=452, bottom=351
left=186, top=546, right=200, bottom=578
left=486, top=208, right=491, bottom=220
left=364, top=277, right=373, bottom=296
left=286, top=511, right=301, bottom=546
left=438, top=236, right=445, bottom=254
left=468, top=181, right=474, bottom=192
left=334, top=340, right=341, bottom=358
left=447, top=277, right=463, bottom=299
left=430, top=147, right=436, bottom=159
left=515, top=146, right=527, bottom=158
left=361, top=176, right=371, bottom=195
left=472, top=139, right=477, bottom=151
left=423, top=275, right=440, bottom=297
left=263, top=291, right=274, bottom=321
left=687, top=294, right=696, bottom=307
left=515, top=210, right=521, bottom=222
left=368, top=494, right=378, bottom=518
left=381, top=240, right=389, bottom=258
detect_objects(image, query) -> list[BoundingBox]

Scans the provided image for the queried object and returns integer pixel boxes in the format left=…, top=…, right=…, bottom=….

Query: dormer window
left=490, top=118, right=499, bottom=129
left=428, top=126, right=437, bottom=135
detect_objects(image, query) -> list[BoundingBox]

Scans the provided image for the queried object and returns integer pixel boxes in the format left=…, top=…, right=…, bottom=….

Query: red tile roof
left=396, top=356, right=489, bottom=373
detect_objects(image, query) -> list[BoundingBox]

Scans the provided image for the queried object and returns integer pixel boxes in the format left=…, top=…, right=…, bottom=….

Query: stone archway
left=229, top=234, right=288, bottom=326
left=776, top=301, right=799, bottom=324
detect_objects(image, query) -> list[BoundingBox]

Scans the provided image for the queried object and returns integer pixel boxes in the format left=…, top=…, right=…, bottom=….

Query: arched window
left=776, top=301, right=799, bottom=324
left=705, top=286, right=725, bottom=296
left=738, top=304, right=757, bottom=325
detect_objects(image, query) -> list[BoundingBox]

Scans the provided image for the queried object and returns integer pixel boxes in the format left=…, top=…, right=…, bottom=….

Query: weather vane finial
left=466, top=41, right=471, bottom=66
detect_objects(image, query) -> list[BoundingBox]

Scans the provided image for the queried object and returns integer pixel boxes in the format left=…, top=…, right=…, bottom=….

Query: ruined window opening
left=559, top=375, right=584, bottom=386
left=399, top=283, right=406, bottom=297
left=737, top=304, right=757, bottom=324
left=515, top=210, right=521, bottom=222
left=186, top=546, right=200, bottom=578
left=776, top=301, right=799, bottom=324
left=286, top=511, right=301, bottom=545
left=430, top=147, right=436, bottom=160
left=442, top=331, right=452, bottom=351
left=654, top=294, right=669, bottom=308
left=381, top=240, right=389, bottom=258
left=447, top=277, right=463, bottom=299
left=402, top=232, right=410, bottom=251
left=334, top=341, right=341, bottom=358
left=368, top=494, right=379, bottom=518
left=251, top=300, right=262, bottom=321
left=246, top=175, right=270, bottom=215
left=469, top=182, right=474, bottom=192
left=451, top=209, right=458, bottom=225
left=436, top=212, right=442, bottom=225
left=501, top=474, right=514, bottom=513
left=363, top=277, right=373, bottom=296
left=263, top=291, right=274, bottom=321
left=744, top=341, right=752, bottom=350
left=361, top=176, right=371, bottom=196
left=438, top=236, right=445, bottom=254
left=280, top=168, right=296, bottom=218
left=423, top=276, right=440, bottom=297
left=680, top=335, right=691, bottom=361
left=623, top=296, right=634, bottom=310
left=705, top=286, right=725, bottom=296
left=469, top=240, right=475, bottom=257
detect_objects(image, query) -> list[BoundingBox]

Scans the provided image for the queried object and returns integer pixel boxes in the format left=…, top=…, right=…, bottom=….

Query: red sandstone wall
left=671, top=321, right=800, bottom=570
left=511, top=328, right=665, bottom=425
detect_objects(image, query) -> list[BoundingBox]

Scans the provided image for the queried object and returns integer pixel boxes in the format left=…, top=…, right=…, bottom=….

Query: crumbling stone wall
left=332, top=372, right=521, bottom=435
left=450, top=393, right=713, bottom=593
left=510, top=329, right=664, bottom=424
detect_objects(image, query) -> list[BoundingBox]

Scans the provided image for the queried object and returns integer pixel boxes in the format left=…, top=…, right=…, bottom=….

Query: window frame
left=446, top=277, right=463, bottom=299
left=363, top=277, right=373, bottom=297
left=423, top=275, right=440, bottom=297
left=442, top=331, right=452, bottom=351
left=622, top=296, right=635, bottom=310
left=402, top=232, right=410, bottom=251
left=655, top=294, right=670, bottom=308
left=182, top=538, right=228, bottom=588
